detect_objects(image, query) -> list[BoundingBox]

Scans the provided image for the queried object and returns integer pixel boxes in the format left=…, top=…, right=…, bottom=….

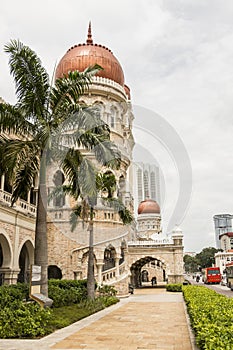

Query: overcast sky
left=1, top=0, right=233, bottom=252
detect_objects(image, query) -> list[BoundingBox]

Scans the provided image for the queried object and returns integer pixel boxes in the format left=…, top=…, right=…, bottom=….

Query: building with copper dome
left=136, top=199, right=161, bottom=240
left=0, top=24, right=184, bottom=293
left=45, top=23, right=135, bottom=295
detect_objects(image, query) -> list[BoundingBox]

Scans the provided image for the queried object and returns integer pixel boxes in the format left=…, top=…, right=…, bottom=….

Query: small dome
left=138, top=199, right=160, bottom=215
left=55, top=22, right=125, bottom=86
left=172, top=226, right=183, bottom=235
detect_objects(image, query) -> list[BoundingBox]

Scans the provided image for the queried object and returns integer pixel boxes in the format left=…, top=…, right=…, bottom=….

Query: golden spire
left=86, top=21, right=93, bottom=44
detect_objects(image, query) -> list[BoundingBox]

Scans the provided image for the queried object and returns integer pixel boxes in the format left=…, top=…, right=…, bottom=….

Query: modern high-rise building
left=133, top=163, right=161, bottom=217
left=213, top=214, right=233, bottom=249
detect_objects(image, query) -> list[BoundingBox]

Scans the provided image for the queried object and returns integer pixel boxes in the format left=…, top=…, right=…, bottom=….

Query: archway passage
left=18, top=244, right=30, bottom=283
left=48, top=265, right=62, bottom=279
left=130, top=256, right=166, bottom=288
left=17, top=240, right=34, bottom=284
left=0, top=234, right=12, bottom=285
left=0, top=244, right=3, bottom=285
left=141, top=270, right=149, bottom=282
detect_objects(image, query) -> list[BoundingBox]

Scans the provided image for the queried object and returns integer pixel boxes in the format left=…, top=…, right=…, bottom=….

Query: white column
left=1, top=174, right=5, bottom=191
left=27, top=190, right=31, bottom=203
left=115, top=254, right=121, bottom=278
left=96, top=262, right=104, bottom=286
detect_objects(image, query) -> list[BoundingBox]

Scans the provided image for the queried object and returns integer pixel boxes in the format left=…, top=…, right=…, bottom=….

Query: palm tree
left=53, top=170, right=133, bottom=299
left=0, top=40, right=121, bottom=296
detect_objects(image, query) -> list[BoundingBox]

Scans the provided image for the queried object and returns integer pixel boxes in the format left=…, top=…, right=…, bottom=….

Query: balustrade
left=0, top=189, right=36, bottom=216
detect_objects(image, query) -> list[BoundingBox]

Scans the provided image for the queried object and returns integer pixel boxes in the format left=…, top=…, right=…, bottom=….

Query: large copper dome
left=55, top=23, right=125, bottom=86
left=138, top=199, right=160, bottom=215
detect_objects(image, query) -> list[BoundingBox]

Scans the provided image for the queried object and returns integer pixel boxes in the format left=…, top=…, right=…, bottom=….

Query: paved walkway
left=0, top=288, right=197, bottom=350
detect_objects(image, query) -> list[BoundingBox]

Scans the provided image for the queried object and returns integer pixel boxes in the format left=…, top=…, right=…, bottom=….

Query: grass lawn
left=46, top=296, right=119, bottom=334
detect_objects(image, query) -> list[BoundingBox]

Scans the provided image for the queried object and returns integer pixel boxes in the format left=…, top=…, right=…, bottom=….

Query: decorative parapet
left=91, top=76, right=127, bottom=99
left=0, top=189, right=36, bottom=217
left=128, top=238, right=173, bottom=247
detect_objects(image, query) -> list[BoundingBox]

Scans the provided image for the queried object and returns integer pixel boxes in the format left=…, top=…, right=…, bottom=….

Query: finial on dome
left=86, top=21, right=93, bottom=44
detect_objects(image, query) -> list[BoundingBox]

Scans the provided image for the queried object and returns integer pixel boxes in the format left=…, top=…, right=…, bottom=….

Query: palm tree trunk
left=87, top=206, right=95, bottom=299
left=34, top=152, right=48, bottom=296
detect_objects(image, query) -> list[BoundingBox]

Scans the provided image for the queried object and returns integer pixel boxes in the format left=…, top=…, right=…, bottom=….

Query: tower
left=46, top=23, right=135, bottom=288
left=133, top=162, right=161, bottom=217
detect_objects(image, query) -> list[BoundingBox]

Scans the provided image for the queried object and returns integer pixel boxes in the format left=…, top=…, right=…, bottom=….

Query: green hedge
left=0, top=280, right=118, bottom=338
left=0, top=300, right=51, bottom=338
left=48, top=279, right=88, bottom=308
left=183, top=285, right=233, bottom=350
left=0, top=283, right=29, bottom=307
left=166, top=283, right=183, bottom=292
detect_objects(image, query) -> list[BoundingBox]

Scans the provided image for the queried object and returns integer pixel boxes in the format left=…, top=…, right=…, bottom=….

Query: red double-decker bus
left=203, top=267, right=221, bottom=284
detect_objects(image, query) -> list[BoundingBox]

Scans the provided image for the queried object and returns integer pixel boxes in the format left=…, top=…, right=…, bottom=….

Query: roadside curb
left=183, top=299, right=199, bottom=350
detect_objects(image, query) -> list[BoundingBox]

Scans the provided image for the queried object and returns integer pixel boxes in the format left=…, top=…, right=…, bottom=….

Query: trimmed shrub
left=0, top=283, right=29, bottom=308
left=166, top=283, right=183, bottom=292
left=0, top=301, right=51, bottom=338
left=48, top=279, right=88, bottom=307
left=0, top=280, right=118, bottom=338
left=183, top=285, right=233, bottom=350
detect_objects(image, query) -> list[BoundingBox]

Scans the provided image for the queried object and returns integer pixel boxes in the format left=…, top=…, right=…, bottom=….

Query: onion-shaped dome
left=138, top=199, right=160, bottom=215
left=55, top=22, right=125, bottom=86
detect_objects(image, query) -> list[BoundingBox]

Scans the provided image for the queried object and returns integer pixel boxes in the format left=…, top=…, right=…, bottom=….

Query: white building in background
left=215, top=250, right=233, bottom=275
left=215, top=232, right=233, bottom=274
left=133, top=163, right=161, bottom=217
left=213, top=214, right=233, bottom=249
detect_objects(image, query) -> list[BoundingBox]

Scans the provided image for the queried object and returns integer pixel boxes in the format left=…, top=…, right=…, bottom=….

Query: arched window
left=118, top=175, right=125, bottom=200
left=48, top=265, right=62, bottom=279
left=0, top=244, right=2, bottom=268
left=53, top=170, right=65, bottom=207
left=119, top=241, right=126, bottom=265
left=110, top=107, right=117, bottom=128
left=17, top=243, right=30, bottom=283
left=102, top=246, right=116, bottom=271
left=141, top=270, right=149, bottom=282
left=0, top=243, right=3, bottom=286
left=101, top=171, right=116, bottom=198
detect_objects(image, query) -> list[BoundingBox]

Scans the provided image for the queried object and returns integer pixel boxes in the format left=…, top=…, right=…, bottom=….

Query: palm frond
left=4, top=40, right=50, bottom=121
left=93, top=140, right=121, bottom=168
left=0, top=103, right=35, bottom=136
left=77, top=158, right=98, bottom=204
left=70, top=201, right=90, bottom=231
left=70, top=209, right=80, bottom=232
left=102, top=198, right=134, bottom=225
left=50, top=65, right=102, bottom=122
left=0, top=137, right=40, bottom=204
left=96, top=172, right=116, bottom=198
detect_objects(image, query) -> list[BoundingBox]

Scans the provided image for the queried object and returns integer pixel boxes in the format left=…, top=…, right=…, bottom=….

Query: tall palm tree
left=54, top=170, right=133, bottom=299
left=0, top=40, right=121, bottom=296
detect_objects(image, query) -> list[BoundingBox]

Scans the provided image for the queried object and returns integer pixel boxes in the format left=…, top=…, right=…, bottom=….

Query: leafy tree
left=183, top=255, right=199, bottom=273
left=195, top=247, right=221, bottom=268
left=0, top=39, right=120, bottom=296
